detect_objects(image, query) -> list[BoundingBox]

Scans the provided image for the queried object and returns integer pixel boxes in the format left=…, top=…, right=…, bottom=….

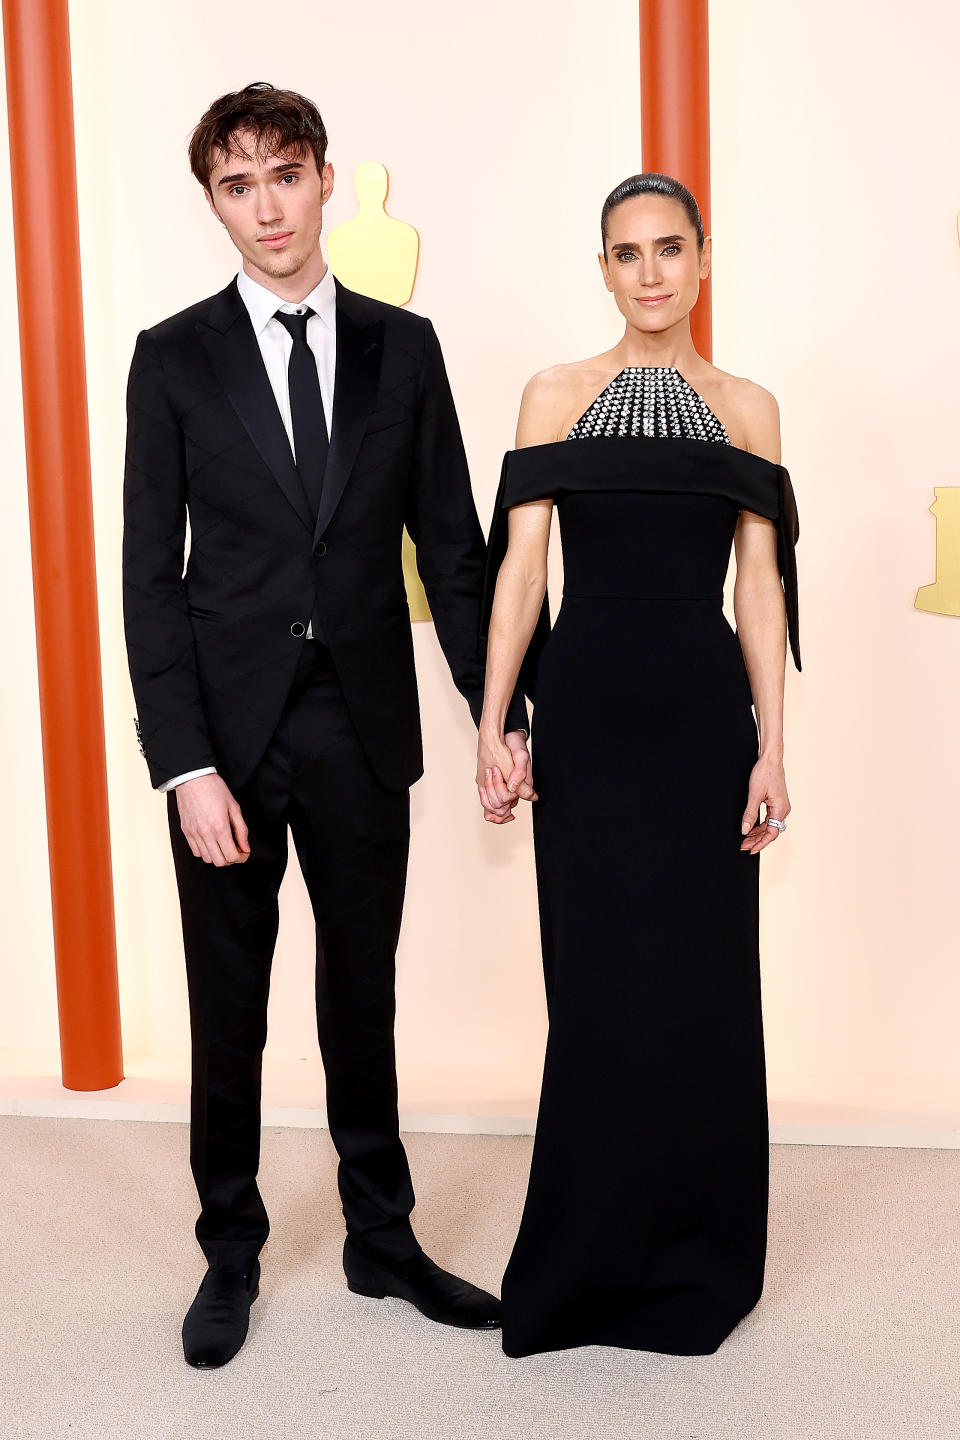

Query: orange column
left=2, top=0, right=123, bottom=1089
left=639, top=0, right=712, bottom=359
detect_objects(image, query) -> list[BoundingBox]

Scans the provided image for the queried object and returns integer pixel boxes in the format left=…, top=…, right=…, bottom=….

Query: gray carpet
left=2, top=1117, right=958, bottom=1439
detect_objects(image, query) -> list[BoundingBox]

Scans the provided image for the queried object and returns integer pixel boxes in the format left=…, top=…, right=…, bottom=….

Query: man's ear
left=204, top=186, right=225, bottom=227
left=322, top=161, right=335, bottom=205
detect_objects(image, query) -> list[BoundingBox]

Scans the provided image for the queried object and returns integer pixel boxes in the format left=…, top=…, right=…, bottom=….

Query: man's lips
left=258, top=232, right=293, bottom=248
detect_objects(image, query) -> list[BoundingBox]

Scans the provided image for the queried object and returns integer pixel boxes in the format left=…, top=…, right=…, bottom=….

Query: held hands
left=176, top=773, right=251, bottom=866
left=476, top=729, right=538, bottom=825
left=740, top=754, right=791, bottom=854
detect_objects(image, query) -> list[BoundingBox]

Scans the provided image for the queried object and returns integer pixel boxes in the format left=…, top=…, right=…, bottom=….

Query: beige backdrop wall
left=3, top=0, right=959, bottom=1128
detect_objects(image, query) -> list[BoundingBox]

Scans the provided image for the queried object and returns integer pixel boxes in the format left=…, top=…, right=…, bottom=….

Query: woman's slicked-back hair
left=188, top=82, right=328, bottom=190
left=601, top=173, right=704, bottom=253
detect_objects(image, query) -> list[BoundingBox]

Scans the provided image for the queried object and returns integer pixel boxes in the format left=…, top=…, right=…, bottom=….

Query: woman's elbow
left=502, top=554, right=547, bottom=599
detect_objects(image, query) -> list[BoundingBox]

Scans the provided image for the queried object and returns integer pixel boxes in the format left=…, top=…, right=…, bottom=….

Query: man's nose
left=256, top=186, right=282, bottom=225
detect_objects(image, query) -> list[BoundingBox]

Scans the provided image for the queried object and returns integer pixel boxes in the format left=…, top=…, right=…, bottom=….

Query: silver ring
left=765, top=817, right=787, bottom=834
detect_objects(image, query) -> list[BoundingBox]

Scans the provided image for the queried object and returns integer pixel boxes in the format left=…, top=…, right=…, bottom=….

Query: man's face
left=205, top=129, right=334, bottom=284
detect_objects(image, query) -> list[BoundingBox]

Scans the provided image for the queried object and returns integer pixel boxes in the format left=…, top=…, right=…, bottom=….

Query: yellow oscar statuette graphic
left=915, top=488, right=960, bottom=616
left=914, top=212, right=960, bottom=618
left=329, top=164, right=430, bottom=621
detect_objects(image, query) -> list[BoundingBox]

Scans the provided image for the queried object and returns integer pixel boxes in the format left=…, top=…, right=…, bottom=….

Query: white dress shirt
left=236, top=261, right=337, bottom=451
left=159, top=263, right=337, bottom=793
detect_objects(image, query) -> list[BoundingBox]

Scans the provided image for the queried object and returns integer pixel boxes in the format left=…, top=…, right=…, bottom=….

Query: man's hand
left=476, top=729, right=537, bottom=825
left=176, top=773, right=250, bottom=866
left=503, top=731, right=536, bottom=803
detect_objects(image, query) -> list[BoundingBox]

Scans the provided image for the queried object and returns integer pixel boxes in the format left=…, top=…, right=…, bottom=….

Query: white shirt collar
left=236, top=261, right=337, bottom=337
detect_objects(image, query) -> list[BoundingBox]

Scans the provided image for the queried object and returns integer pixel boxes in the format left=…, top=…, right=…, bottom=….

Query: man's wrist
left=158, top=766, right=218, bottom=793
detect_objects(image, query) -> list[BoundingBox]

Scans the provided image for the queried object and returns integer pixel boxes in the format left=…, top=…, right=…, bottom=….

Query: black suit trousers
left=167, top=640, right=418, bottom=1269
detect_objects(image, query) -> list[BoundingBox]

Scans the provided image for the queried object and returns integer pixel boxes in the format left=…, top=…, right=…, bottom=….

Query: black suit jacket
left=123, top=277, right=527, bottom=793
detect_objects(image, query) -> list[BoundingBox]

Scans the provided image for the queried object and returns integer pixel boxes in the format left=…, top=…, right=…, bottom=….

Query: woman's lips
left=636, top=295, right=671, bottom=305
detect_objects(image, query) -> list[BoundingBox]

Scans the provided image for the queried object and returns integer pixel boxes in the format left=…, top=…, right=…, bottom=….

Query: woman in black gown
left=477, top=173, right=800, bottom=1359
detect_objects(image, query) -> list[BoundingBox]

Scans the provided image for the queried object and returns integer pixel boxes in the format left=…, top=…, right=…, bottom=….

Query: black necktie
left=273, top=308, right=329, bottom=518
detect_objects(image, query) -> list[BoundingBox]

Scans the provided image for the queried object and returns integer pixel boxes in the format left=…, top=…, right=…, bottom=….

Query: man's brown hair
left=188, top=81, right=328, bottom=190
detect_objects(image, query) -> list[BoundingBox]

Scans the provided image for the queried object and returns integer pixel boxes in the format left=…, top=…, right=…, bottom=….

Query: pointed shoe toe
left=343, top=1238, right=501, bottom=1330
left=181, top=1261, right=260, bottom=1368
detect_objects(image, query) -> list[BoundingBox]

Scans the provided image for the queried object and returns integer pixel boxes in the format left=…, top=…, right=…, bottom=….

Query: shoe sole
left=346, top=1278, right=500, bottom=1329
left=346, top=1279, right=386, bottom=1300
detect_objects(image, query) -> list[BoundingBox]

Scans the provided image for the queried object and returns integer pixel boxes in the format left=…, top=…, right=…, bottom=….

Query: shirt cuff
left=158, top=767, right=217, bottom=793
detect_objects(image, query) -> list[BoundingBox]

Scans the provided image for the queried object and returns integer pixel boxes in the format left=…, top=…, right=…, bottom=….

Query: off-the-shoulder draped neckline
left=482, top=432, right=801, bottom=675
left=501, top=432, right=785, bottom=494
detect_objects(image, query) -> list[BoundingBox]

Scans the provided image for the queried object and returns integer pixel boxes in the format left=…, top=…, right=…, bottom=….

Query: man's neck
left=242, top=252, right=328, bottom=305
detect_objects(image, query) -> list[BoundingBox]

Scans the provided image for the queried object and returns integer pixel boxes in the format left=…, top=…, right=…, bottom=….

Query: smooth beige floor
left=2, top=1117, right=958, bottom=1440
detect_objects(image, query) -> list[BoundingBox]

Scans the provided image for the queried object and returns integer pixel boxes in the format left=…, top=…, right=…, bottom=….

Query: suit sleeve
left=122, top=330, right=217, bottom=788
left=405, top=319, right=528, bottom=735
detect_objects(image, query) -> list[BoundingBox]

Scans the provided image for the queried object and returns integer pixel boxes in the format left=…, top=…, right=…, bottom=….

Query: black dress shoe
left=181, top=1260, right=260, bottom=1368
left=343, top=1237, right=501, bottom=1329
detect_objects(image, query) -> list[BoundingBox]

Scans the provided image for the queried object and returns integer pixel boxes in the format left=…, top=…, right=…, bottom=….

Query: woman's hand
left=740, top=754, right=791, bottom=854
left=477, top=730, right=537, bottom=825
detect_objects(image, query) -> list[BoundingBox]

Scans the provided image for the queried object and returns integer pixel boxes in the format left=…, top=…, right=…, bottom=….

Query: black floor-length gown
left=482, top=366, right=801, bottom=1358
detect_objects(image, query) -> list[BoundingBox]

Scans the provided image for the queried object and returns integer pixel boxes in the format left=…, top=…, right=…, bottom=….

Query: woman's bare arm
left=476, top=373, right=567, bottom=822
left=732, top=384, right=792, bottom=852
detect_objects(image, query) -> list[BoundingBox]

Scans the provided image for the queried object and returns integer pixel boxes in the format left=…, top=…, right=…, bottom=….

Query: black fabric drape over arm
left=481, top=436, right=801, bottom=696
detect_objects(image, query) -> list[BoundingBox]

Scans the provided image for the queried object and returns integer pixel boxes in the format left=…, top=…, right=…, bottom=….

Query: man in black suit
left=123, top=82, right=532, bottom=1368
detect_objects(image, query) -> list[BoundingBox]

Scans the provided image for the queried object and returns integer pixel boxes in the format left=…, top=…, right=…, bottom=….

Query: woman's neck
left=612, top=323, right=701, bottom=375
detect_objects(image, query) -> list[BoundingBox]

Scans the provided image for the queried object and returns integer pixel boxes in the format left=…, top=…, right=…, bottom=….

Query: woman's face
left=599, top=194, right=710, bottom=335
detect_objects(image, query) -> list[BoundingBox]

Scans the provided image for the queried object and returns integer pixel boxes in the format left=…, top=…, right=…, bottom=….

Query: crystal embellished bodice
left=566, top=366, right=730, bottom=445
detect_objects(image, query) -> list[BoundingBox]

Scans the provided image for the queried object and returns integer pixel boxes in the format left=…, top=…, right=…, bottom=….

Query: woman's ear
left=598, top=250, right=614, bottom=292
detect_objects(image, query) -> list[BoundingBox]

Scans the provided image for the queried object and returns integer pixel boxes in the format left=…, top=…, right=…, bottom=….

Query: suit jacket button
left=290, top=622, right=306, bottom=637
left=314, top=541, right=327, bottom=556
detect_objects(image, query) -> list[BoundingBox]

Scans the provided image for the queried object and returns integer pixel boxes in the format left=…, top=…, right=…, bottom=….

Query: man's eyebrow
left=216, top=160, right=305, bottom=188
left=611, top=234, right=686, bottom=250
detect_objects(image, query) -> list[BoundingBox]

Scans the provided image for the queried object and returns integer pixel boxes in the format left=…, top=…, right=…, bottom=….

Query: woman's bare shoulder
left=699, top=365, right=781, bottom=462
left=521, top=357, right=619, bottom=405
left=517, top=356, right=620, bottom=446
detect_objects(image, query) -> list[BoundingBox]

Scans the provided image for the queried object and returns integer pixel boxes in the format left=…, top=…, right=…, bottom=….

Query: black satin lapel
left=198, top=313, right=314, bottom=532
left=316, top=309, right=384, bottom=540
